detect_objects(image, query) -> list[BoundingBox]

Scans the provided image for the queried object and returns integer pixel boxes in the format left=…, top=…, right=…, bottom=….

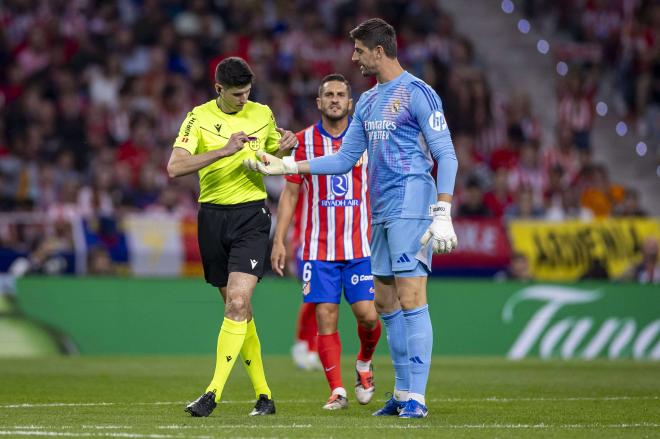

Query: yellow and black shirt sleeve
left=263, top=108, right=281, bottom=154
left=173, top=111, right=200, bottom=154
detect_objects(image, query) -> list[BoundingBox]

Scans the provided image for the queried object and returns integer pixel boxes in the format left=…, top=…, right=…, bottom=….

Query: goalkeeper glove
left=243, top=150, right=299, bottom=175
left=419, top=201, right=458, bottom=254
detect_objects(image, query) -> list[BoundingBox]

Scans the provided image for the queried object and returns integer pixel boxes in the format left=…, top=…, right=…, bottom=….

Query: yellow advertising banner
left=509, top=218, right=660, bottom=281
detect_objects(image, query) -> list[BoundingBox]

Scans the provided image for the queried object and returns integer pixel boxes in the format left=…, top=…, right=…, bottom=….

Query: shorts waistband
left=200, top=200, right=266, bottom=210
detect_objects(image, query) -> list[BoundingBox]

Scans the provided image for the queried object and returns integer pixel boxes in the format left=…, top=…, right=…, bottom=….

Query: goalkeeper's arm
left=243, top=147, right=360, bottom=176
left=245, top=120, right=367, bottom=175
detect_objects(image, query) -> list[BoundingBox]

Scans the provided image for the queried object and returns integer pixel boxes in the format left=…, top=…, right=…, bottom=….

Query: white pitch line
left=2, top=423, right=659, bottom=437
left=435, top=395, right=660, bottom=403
left=81, top=426, right=133, bottom=430
left=157, top=424, right=312, bottom=430
left=441, top=423, right=660, bottom=430
left=0, top=432, right=211, bottom=439
left=1, top=403, right=117, bottom=409
left=1, top=395, right=658, bottom=409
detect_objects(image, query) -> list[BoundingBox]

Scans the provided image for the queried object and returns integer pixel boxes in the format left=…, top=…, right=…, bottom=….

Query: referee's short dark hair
left=318, top=73, right=351, bottom=97
left=350, top=18, right=397, bottom=58
left=215, top=57, right=254, bottom=88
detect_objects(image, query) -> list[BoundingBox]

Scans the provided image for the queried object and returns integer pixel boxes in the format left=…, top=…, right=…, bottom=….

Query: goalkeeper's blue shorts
left=370, top=218, right=432, bottom=278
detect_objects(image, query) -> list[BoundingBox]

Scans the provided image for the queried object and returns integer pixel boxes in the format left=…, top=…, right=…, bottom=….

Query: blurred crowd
left=521, top=0, right=660, bottom=155
left=0, top=0, right=655, bottom=279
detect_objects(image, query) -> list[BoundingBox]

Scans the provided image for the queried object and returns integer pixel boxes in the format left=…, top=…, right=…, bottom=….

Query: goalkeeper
left=245, top=18, right=458, bottom=419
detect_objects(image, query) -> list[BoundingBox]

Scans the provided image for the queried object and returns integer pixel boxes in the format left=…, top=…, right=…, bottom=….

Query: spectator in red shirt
left=483, top=166, right=513, bottom=219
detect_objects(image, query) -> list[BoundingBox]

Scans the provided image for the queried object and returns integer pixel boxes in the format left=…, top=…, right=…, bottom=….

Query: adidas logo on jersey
left=396, top=254, right=411, bottom=264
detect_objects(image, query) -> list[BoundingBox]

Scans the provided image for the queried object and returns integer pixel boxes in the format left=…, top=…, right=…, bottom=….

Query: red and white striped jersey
left=558, top=96, right=594, bottom=132
left=285, top=121, right=371, bottom=261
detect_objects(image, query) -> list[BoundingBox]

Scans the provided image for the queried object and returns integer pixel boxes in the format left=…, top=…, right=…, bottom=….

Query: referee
left=167, top=57, right=298, bottom=417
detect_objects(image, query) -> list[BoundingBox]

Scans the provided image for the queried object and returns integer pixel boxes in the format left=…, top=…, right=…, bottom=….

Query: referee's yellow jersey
left=173, top=99, right=281, bottom=205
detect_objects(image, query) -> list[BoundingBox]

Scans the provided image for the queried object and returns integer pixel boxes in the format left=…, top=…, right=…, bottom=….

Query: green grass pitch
left=0, top=356, right=659, bottom=438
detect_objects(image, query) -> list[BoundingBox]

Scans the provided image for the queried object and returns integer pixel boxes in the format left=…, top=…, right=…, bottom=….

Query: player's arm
left=299, top=116, right=367, bottom=174
left=167, top=137, right=245, bottom=178
left=245, top=107, right=367, bottom=175
left=271, top=180, right=301, bottom=276
left=167, top=111, right=253, bottom=178
left=412, top=84, right=459, bottom=254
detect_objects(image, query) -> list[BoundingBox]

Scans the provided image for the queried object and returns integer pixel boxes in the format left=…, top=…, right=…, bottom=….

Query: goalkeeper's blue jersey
left=308, top=71, right=458, bottom=225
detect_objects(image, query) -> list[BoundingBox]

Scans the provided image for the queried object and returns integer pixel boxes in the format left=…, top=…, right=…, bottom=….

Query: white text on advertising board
left=503, top=286, right=660, bottom=360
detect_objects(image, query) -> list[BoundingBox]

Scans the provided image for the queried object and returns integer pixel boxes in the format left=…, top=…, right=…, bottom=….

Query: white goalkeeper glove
left=243, top=150, right=299, bottom=175
left=419, top=201, right=457, bottom=254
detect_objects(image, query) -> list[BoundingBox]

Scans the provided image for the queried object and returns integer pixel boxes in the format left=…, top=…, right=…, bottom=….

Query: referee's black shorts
left=197, top=200, right=271, bottom=288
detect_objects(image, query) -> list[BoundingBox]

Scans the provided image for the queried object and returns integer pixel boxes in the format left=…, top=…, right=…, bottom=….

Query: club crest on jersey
left=428, top=111, right=447, bottom=131
left=390, top=99, right=401, bottom=114
left=247, top=137, right=260, bottom=150
left=302, top=282, right=310, bottom=295
left=330, top=175, right=349, bottom=197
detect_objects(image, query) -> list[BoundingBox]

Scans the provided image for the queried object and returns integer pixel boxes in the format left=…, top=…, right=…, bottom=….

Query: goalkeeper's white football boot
left=354, top=362, right=375, bottom=404
left=322, top=393, right=348, bottom=410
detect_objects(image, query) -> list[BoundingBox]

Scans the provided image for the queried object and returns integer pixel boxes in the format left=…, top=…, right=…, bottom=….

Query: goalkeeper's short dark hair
left=318, top=73, right=352, bottom=97
left=350, top=18, right=397, bottom=58
left=215, top=57, right=254, bottom=88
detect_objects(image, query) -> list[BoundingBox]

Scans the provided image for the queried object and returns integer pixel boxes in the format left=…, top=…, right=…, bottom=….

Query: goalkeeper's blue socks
left=380, top=309, right=409, bottom=398
left=403, top=304, right=433, bottom=405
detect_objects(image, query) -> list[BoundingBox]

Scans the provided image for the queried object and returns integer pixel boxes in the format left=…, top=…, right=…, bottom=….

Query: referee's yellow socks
left=240, top=318, right=272, bottom=399
left=206, top=317, right=247, bottom=401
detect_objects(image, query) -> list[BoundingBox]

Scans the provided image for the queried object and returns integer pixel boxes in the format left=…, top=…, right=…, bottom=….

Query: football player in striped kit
left=271, top=74, right=382, bottom=411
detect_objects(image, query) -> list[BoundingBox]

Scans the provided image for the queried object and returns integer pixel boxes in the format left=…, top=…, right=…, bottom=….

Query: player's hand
left=271, top=241, right=287, bottom=277
left=419, top=201, right=458, bottom=254
left=243, top=150, right=299, bottom=175
left=276, top=127, right=298, bottom=153
left=223, top=131, right=251, bottom=156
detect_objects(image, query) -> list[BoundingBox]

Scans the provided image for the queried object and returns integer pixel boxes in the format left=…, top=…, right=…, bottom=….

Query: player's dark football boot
left=185, top=391, right=217, bottom=417
left=249, top=394, right=276, bottom=416
left=372, top=393, right=405, bottom=416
